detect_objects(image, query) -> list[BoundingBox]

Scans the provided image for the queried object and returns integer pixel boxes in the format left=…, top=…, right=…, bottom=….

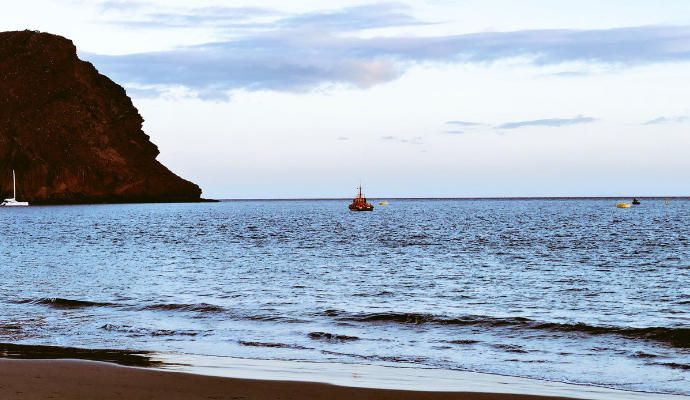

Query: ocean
left=0, top=199, right=688, bottom=395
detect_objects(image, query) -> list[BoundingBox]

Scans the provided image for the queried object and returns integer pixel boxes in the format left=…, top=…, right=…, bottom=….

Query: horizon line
left=214, top=196, right=690, bottom=201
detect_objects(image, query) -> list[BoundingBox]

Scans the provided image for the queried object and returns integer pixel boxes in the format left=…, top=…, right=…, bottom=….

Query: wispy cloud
left=446, top=120, right=483, bottom=127
left=497, top=115, right=596, bottom=129
left=444, top=130, right=465, bottom=135
left=276, top=3, right=426, bottom=31
left=642, top=116, right=689, bottom=125
left=381, top=135, right=423, bottom=144
left=106, top=7, right=282, bottom=29
left=85, top=3, right=690, bottom=99
left=103, top=3, right=423, bottom=31
left=336, top=136, right=350, bottom=141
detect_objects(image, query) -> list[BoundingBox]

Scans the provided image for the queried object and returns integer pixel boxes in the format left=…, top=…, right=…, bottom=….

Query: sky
left=2, top=0, right=690, bottom=198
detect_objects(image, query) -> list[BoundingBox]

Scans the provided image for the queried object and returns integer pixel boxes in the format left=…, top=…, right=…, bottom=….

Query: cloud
left=103, top=3, right=424, bottom=31
left=496, top=115, right=596, bottom=129
left=336, top=136, right=350, bottom=141
left=84, top=6, right=690, bottom=99
left=642, top=116, right=689, bottom=125
left=109, top=7, right=282, bottom=29
left=276, top=3, right=426, bottom=31
left=446, top=120, right=482, bottom=127
left=380, top=135, right=423, bottom=144
left=99, top=0, right=145, bottom=11
left=400, top=136, right=423, bottom=144
left=546, top=70, right=592, bottom=77
left=444, top=130, right=465, bottom=135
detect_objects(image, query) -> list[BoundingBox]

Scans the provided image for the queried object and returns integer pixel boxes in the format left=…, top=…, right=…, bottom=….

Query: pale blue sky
left=3, top=1, right=690, bottom=198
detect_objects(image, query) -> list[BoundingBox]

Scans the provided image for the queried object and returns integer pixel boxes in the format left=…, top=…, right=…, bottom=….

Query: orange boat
left=349, top=185, right=374, bottom=211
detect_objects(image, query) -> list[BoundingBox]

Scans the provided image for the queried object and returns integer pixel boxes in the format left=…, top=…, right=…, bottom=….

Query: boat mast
left=13, top=169, right=16, bottom=199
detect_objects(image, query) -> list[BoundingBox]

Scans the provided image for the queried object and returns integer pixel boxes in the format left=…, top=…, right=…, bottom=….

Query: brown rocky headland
left=0, top=30, right=208, bottom=204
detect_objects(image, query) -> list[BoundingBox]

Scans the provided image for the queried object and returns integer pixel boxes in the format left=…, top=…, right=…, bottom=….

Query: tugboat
left=349, top=185, right=374, bottom=211
left=632, top=198, right=641, bottom=205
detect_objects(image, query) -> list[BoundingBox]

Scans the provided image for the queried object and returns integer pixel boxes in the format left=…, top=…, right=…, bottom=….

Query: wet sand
left=0, top=359, right=577, bottom=400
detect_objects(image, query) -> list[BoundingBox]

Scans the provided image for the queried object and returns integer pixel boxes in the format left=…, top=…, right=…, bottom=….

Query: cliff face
left=0, top=30, right=204, bottom=204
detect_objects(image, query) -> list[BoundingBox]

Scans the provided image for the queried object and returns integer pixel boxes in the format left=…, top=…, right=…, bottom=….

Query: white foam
left=155, top=353, right=688, bottom=400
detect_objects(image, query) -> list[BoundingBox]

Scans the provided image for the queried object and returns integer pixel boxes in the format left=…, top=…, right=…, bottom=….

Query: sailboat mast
left=13, top=170, right=16, bottom=198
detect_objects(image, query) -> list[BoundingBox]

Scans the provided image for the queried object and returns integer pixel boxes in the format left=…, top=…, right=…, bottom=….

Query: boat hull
left=1, top=198, right=29, bottom=207
left=349, top=205, right=374, bottom=211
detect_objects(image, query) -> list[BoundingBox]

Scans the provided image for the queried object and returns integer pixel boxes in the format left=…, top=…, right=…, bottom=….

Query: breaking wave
left=329, top=311, right=690, bottom=348
left=17, top=298, right=114, bottom=309
left=100, top=324, right=199, bottom=337
left=308, top=332, right=360, bottom=342
left=239, top=341, right=311, bottom=350
left=139, top=303, right=226, bottom=313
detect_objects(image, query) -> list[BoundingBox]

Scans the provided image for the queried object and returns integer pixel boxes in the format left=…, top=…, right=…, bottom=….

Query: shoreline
left=153, top=354, right=688, bottom=400
left=0, top=352, right=686, bottom=400
left=0, top=359, right=581, bottom=400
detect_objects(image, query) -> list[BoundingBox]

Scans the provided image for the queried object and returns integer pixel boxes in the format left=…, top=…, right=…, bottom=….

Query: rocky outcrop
left=0, top=30, right=205, bottom=204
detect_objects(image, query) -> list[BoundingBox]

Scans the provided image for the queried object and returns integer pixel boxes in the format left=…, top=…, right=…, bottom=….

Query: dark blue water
left=1, top=200, right=688, bottom=395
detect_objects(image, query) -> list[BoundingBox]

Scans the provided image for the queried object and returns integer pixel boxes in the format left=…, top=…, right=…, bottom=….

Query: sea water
left=0, top=199, right=688, bottom=395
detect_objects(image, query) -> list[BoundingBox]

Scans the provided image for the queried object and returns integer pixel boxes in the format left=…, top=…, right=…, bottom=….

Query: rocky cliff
left=0, top=30, right=205, bottom=204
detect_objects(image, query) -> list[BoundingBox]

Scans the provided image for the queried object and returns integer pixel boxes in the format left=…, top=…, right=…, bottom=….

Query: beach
left=0, top=359, right=582, bottom=400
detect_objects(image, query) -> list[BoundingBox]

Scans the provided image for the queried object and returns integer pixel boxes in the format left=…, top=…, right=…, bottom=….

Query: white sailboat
left=1, top=170, right=29, bottom=207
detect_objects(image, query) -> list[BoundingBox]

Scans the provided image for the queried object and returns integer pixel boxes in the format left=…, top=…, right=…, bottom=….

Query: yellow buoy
left=378, top=201, right=389, bottom=206
left=616, top=202, right=631, bottom=208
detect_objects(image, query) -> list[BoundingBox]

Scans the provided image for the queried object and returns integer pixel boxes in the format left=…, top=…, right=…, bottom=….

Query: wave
left=320, top=349, right=430, bottom=364
left=100, top=324, right=199, bottom=337
left=631, top=351, right=659, bottom=359
left=138, top=304, right=307, bottom=323
left=493, top=343, right=528, bottom=353
left=308, top=332, right=360, bottom=342
left=239, top=341, right=310, bottom=350
left=329, top=311, right=690, bottom=348
left=446, top=339, right=480, bottom=345
left=652, top=362, right=690, bottom=371
left=0, top=324, right=21, bottom=331
left=0, top=324, right=22, bottom=338
left=140, top=303, right=226, bottom=313
left=17, top=298, right=114, bottom=309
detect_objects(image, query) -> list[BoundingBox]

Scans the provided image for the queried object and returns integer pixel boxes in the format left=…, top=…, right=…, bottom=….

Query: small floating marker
left=616, top=202, right=631, bottom=209
left=378, top=201, right=389, bottom=206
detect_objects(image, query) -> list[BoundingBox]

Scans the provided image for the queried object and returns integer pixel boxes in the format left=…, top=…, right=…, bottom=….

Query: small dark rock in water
left=308, top=332, right=360, bottom=342
left=0, top=30, right=206, bottom=204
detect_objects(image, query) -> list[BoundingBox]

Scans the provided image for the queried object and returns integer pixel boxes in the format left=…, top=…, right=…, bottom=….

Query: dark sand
left=0, top=359, right=579, bottom=400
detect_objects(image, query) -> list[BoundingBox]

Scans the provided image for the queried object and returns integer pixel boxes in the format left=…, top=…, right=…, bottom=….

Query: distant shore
left=0, top=359, right=579, bottom=400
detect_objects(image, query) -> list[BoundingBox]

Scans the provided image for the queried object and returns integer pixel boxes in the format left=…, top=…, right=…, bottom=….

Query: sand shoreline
left=0, top=359, right=579, bottom=400
left=1, top=358, right=687, bottom=400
